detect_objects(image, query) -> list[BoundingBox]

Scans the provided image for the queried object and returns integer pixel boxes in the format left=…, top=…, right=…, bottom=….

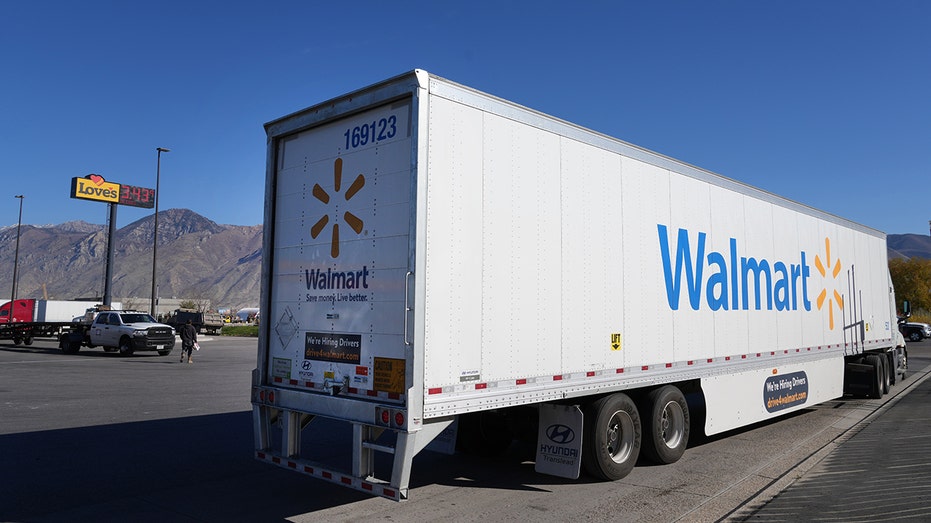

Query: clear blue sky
left=2, top=1, right=929, bottom=234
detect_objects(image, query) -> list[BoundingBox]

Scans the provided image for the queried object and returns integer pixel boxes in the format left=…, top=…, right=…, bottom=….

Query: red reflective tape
left=586, top=371, right=596, bottom=377
left=383, top=488, right=396, bottom=498
left=322, top=471, right=332, bottom=479
left=516, top=379, right=527, bottom=385
left=687, top=361, right=694, bottom=366
left=272, top=456, right=281, bottom=464
left=553, top=375, right=563, bottom=380
left=616, top=368, right=624, bottom=373
left=362, top=483, right=373, bottom=491
left=475, top=383, right=487, bottom=390
left=388, top=393, right=401, bottom=400
left=273, top=377, right=283, bottom=383
left=428, top=387, right=442, bottom=395
left=741, top=355, right=747, bottom=359
left=707, top=358, right=713, bottom=363
left=289, top=379, right=298, bottom=385
left=665, top=363, right=673, bottom=368
left=257, top=451, right=266, bottom=459
left=341, top=476, right=352, bottom=485
left=641, top=366, right=649, bottom=371
left=347, top=387, right=358, bottom=394
left=725, top=356, right=731, bottom=361
left=288, top=461, right=297, bottom=469
left=367, top=390, right=378, bottom=397
left=304, top=465, right=314, bottom=474
left=304, top=381, right=314, bottom=388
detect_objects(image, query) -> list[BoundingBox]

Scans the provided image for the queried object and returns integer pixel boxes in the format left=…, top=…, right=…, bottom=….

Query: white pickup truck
left=60, top=310, right=176, bottom=356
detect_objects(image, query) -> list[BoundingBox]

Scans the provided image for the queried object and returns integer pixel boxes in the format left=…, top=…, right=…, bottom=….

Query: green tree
left=179, top=299, right=199, bottom=310
left=889, top=257, right=931, bottom=314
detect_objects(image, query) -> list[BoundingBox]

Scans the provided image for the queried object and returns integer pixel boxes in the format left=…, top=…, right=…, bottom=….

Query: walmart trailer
left=252, top=70, right=906, bottom=500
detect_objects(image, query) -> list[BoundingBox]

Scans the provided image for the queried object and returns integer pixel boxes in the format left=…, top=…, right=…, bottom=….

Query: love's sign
left=70, top=175, right=155, bottom=208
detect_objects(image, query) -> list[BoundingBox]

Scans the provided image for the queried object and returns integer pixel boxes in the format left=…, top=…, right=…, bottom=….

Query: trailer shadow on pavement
left=0, top=412, right=372, bottom=522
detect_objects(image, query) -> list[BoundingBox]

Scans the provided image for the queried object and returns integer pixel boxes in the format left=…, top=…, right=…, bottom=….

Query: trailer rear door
left=265, top=97, right=414, bottom=405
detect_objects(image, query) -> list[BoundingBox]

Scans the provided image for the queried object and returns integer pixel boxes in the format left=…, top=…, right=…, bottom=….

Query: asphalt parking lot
left=2, top=336, right=930, bottom=522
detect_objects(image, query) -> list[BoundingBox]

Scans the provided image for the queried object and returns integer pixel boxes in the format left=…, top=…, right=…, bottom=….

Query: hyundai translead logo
left=310, top=158, right=366, bottom=258
left=545, top=424, right=576, bottom=445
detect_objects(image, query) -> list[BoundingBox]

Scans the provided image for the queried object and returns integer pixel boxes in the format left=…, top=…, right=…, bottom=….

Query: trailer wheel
left=582, top=393, right=641, bottom=480
left=118, top=337, right=134, bottom=357
left=12, top=337, right=22, bottom=346
left=865, top=355, right=884, bottom=399
left=24, top=336, right=34, bottom=346
left=639, top=386, right=690, bottom=465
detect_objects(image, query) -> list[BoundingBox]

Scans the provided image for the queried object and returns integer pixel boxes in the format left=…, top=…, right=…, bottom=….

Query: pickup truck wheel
left=118, top=338, right=135, bottom=356
left=639, top=385, right=690, bottom=465
left=60, top=338, right=81, bottom=355
left=582, top=393, right=641, bottom=481
left=909, top=331, right=922, bottom=342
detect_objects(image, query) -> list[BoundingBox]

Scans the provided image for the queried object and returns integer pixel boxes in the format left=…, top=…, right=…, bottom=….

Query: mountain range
left=0, top=209, right=261, bottom=311
left=0, top=210, right=929, bottom=312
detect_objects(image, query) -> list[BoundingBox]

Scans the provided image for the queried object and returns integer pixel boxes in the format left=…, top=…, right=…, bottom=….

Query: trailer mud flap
left=535, top=404, right=583, bottom=479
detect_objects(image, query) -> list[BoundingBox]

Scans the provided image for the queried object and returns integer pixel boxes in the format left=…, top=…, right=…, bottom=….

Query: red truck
left=0, top=299, right=119, bottom=346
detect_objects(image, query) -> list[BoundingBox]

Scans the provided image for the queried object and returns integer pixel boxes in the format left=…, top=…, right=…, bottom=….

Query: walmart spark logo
left=310, top=158, right=366, bottom=258
left=814, top=237, right=843, bottom=330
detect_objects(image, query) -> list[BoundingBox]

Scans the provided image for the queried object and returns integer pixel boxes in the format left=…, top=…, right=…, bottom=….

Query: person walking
left=179, top=319, right=198, bottom=364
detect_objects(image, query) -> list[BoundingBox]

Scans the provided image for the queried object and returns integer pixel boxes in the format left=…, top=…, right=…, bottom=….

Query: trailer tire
left=118, top=337, right=134, bottom=357
left=24, top=336, right=34, bottom=346
left=582, top=393, right=641, bottom=481
left=639, top=386, right=690, bottom=465
left=865, top=355, right=884, bottom=399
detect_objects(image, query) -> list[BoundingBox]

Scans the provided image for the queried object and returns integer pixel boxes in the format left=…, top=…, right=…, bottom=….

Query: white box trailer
left=253, top=70, right=906, bottom=500
left=36, top=300, right=118, bottom=323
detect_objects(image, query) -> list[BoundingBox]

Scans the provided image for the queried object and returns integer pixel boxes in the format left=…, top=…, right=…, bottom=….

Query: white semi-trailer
left=252, top=70, right=906, bottom=500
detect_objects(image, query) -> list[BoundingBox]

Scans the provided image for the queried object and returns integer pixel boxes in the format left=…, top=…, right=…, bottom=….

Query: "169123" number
left=344, top=115, right=397, bottom=150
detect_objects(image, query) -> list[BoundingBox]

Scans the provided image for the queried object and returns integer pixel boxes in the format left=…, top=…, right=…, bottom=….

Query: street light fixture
left=9, top=195, right=24, bottom=323
left=150, top=147, right=170, bottom=317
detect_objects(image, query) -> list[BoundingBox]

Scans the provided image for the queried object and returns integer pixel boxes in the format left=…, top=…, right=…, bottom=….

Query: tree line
left=889, top=257, right=931, bottom=320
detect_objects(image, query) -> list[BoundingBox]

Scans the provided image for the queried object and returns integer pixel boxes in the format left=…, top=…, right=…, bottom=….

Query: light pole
left=9, top=195, right=24, bottom=323
left=150, top=147, right=170, bottom=317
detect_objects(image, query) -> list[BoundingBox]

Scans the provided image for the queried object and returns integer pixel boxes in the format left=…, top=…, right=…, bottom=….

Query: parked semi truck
left=252, top=70, right=907, bottom=500
left=0, top=299, right=120, bottom=345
